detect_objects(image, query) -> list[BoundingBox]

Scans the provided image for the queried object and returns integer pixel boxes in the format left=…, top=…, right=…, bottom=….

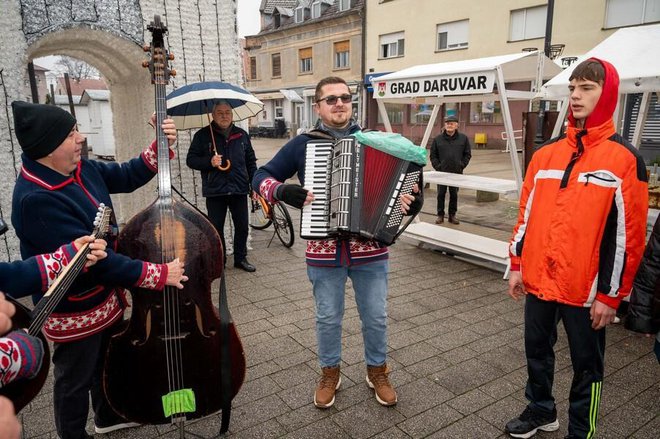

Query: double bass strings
left=153, top=49, right=188, bottom=421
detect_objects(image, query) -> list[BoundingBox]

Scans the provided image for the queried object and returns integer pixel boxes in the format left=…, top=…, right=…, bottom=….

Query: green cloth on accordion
left=354, top=131, right=427, bottom=166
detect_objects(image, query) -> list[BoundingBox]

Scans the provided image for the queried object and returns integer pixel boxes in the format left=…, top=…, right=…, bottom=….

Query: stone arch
left=27, top=27, right=159, bottom=224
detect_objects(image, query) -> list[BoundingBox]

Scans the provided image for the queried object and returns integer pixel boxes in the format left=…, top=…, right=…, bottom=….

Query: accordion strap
left=306, top=129, right=335, bottom=140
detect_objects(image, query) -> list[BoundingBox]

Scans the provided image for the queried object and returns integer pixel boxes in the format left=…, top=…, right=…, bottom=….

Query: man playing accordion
left=253, top=76, right=422, bottom=409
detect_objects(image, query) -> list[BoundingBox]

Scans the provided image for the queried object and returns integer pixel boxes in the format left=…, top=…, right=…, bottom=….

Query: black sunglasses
left=317, top=94, right=352, bottom=105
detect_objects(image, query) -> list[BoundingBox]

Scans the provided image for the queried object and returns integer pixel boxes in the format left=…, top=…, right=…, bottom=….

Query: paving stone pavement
left=16, top=141, right=659, bottom=438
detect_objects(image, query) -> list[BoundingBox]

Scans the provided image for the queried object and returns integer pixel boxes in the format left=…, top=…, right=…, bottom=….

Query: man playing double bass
left=10, top=101, right=188, bottom=439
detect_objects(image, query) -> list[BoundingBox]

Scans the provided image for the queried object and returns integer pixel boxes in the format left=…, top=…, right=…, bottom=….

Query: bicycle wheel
left=249, top=197, right=272, bottom=230
left=272, top=202, right=295, bottom=248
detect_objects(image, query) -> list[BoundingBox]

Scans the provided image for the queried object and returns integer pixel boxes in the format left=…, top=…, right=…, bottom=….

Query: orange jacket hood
left=567, top=57, right=620, bottom=130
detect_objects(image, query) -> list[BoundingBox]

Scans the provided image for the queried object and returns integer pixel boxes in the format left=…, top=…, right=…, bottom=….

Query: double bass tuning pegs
left=170, top=69, right=177, bottom=77
left=143, top=44, right=151, bottom=52
left=167, top=53, right=175, bottom=61
left=142, top=60, right=150, bottom=68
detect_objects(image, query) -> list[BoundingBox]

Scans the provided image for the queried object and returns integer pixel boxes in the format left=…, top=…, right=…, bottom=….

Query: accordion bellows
left=301, top=135, right=422, bottom=245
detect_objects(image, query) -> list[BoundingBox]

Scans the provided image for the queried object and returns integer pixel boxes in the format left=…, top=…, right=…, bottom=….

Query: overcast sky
left=237, top=0, right=261, bottom=38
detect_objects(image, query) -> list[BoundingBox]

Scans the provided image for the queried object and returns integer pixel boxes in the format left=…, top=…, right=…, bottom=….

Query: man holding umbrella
left=186, top=101, right=257, bottom=272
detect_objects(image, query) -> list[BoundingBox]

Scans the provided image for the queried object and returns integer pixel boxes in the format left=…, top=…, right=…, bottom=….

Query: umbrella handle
left=215, top=153, right=231, bottom=171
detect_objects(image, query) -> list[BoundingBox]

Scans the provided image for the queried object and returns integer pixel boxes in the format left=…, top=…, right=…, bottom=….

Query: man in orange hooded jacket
left=505, top=59, right=648, bottom=439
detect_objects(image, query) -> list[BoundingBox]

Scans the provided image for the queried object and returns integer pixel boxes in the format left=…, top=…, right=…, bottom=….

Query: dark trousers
left=436, top=184, right=458, bottom=216
left=206, top=194, right=249, bottom=264
left=524, top=294, right=606, bottom=439
left=52, top=326, right=124, bottom=439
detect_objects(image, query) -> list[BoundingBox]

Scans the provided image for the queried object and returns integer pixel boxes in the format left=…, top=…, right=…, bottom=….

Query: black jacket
left=430, top=130, right=472, bottom=174
left=625, top=216, right=660, bottom=335
left=186, top=122, right=257, bottom=197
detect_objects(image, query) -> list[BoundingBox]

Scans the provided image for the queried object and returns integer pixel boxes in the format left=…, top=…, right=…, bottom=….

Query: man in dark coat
left=625, top=215, right=660, bottom=362
left=186, top=101, right=258, bottom=272
left=429, top=115, right=472, bottom=225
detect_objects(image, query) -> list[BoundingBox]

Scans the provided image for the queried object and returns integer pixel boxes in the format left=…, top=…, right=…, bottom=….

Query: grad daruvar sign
left=374, top=71, right=495, bottom=99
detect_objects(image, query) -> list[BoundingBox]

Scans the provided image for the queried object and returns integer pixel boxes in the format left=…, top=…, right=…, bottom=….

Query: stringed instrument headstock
left=142, top=15, right=176, bottom=84
left=92, top=204, right=112, bottom=239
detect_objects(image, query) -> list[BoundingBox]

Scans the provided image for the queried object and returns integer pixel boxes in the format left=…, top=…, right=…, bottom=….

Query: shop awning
left=279, top=89, right=303, bottom=102
left=253, top=91, right=284, bottom=101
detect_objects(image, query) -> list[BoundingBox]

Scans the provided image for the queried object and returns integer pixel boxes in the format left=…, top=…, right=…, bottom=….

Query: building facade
left=364, top=0, right=660, bottom=147
left=245, top=0, right=364, bottom=134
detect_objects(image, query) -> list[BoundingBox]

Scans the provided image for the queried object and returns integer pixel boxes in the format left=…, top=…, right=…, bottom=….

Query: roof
left=56, top=78, right=108, bottom=96
left=54, top=95, right=82, bottom=105
left=259, top=0, right=364, bottom=34
left=540, top=23, right=660, bottom=98
left=81, top=89, right=110, bottom=102
left=262, top=0, right=297, bottom=14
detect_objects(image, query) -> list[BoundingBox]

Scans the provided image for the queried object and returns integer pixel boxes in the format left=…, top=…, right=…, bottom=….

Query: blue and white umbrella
left=166, top=81, right=264, bottom=129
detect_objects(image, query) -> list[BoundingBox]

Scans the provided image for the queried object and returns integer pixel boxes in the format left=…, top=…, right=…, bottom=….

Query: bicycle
left=249, top=194, right=295, bottom=248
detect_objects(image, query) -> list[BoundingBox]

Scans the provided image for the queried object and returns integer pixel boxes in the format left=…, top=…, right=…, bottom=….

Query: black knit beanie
left=11, top=101, right=77, bottom=160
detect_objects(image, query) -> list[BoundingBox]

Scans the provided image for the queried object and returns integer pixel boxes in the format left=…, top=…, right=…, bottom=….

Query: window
left=295, top=6, right=305, bottom=23
left=470, top=101, right=503, bottom=124
left=299, top=47, right=313, bottom=73
left=274, top=99, right=283, bottom=119
left=249, top=56, right=257, bottom=80
left=311, top=1, right=322, bottom=18
left=271, top=53, right=281, bottom=78
left=410, top=104, right=432, bottom=124
left=379, top=32, right=405, bottom=59
left=509, top=5, right=547, bottom=41
left=377, top=103, right=405, bottom=125
left=339, top=0, right=351, bottom=11
left=334, top=40, right=350, bottom=69
left=605, top=0, right=660, bottom=28
left=273, top=11, right=281, bottom=28
left=437, top=19, right=469, bottom=51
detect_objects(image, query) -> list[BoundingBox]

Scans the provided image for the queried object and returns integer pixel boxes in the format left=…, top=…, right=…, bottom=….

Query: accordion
left=301, top=136, right=422, bottom=245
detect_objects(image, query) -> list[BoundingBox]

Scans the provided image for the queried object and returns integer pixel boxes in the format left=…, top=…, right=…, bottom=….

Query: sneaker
left=94, top=421, right=140, bottom=434
left=314, top=365, right=341, bottom=408
left=505, top=407, right=559, bottom=438
left=366, top=364, right=397, bottom=406
left=613, top=316, right=621, bottom=324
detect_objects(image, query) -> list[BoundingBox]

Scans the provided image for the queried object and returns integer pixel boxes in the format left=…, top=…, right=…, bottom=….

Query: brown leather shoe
left=435, top=216, right=444, bottom=224
left=448, top=215, right=460, bottom=225
left=314, top=366, right=341, bottom=408
left=366, top=364, right=397, bottom=406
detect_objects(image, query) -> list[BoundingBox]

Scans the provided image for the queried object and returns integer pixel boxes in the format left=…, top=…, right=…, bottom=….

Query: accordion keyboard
left=301, top=140, right=334, bottom=239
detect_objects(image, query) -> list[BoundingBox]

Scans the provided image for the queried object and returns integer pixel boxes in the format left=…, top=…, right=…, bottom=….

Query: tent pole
left=420, top=104, right=441, bottom=149
left=376, top=99, right=393, bottom=132
left=496, top=65, right=523, bottom=192
left=632, top=92, right=651, bottom=149
left=552, top=98, right=569, bottom=138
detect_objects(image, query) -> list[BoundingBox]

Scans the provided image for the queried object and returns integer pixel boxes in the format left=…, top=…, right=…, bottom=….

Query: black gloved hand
left=275, top=184, right=308, bottom=209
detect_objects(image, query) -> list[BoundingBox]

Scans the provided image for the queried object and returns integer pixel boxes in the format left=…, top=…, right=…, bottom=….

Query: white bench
left=401, top=222, right=510, bottom=273
left=424, top=171, right=519, bottom=197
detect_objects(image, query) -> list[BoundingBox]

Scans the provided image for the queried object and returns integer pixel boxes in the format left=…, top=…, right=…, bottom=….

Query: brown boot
left=314, top=366, right=341, bottom=408
left=366, top=364, right=397, bottom=406
left=435, top=215, right=444, bottom=224
left=448, top=215, right=460, bottom=225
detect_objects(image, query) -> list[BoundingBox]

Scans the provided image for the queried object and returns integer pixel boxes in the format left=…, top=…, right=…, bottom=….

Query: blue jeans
left=307, top=260, right=389, bottom=368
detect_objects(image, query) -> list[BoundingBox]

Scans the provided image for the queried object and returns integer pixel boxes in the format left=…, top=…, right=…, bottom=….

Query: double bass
left=102, top=15, right=245, bottom=434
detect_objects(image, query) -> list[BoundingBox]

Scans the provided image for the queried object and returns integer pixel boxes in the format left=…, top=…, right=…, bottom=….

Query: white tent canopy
left=540, top=24, right=660, bottom=146
left=372, top=51, right=562, bottom=190
left=540, top=24, right=660, bottom=99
